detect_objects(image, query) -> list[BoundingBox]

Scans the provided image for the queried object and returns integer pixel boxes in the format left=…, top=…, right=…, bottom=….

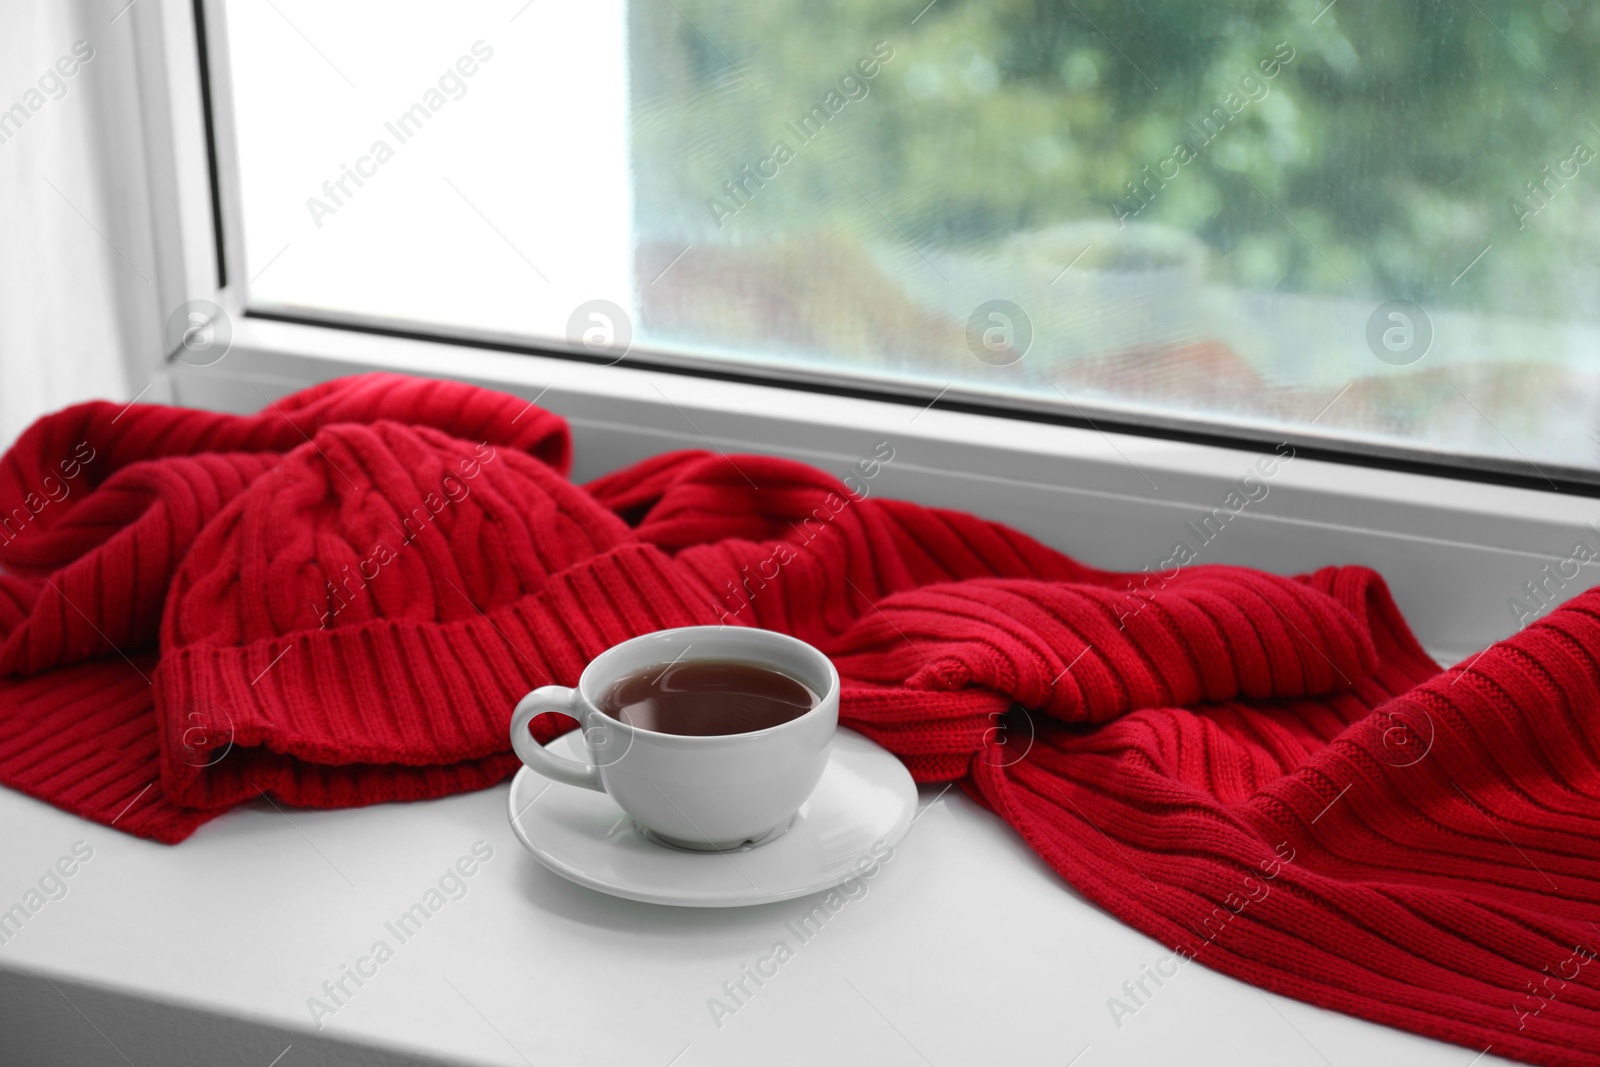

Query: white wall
left=0, top=0, right=143, bottom=453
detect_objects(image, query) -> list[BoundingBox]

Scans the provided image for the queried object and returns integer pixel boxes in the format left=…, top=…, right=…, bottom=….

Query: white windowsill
left=2, top=770, right=1517, bottom=1067
left=4, top=315, right=1576, bottom=1066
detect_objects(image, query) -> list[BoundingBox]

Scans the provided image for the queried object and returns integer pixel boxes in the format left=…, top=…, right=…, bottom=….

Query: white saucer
left=507, top=728, right=918, bottom=907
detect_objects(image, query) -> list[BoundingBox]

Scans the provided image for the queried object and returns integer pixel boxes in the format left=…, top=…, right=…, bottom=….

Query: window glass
left=226, top=1, right=1600, bottom=482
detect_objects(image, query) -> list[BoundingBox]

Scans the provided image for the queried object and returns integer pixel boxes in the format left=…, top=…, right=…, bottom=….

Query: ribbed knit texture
left=1, top=374, right=1597, bottom=1065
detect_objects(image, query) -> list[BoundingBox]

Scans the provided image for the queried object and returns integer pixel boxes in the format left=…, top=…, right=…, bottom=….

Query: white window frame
left=121, top=0, right=1593, bottom=664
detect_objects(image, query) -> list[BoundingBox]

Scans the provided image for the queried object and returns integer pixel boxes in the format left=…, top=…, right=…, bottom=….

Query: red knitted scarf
left=2, top=375, right=1597, bottom=1065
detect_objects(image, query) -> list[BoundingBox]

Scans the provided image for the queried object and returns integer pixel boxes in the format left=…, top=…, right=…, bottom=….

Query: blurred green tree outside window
left=629, top=0, right=1600, bottom=481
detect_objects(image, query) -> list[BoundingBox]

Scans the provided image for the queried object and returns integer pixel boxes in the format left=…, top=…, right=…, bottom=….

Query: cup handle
left=509, top=686, right=605, bottom=792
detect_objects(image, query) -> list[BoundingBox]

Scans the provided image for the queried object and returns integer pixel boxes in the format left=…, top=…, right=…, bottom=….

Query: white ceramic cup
left=509, top=626, right=840, bottom=851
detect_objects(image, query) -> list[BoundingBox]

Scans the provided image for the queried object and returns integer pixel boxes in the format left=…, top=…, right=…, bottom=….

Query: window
left=221, top=0, right=1600, bottom=486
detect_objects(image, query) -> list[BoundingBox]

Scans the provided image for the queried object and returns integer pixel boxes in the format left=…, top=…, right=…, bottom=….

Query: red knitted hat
left=153, top=419, right=635, bottom=813
left=0, top=373, right=574, bottom=840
